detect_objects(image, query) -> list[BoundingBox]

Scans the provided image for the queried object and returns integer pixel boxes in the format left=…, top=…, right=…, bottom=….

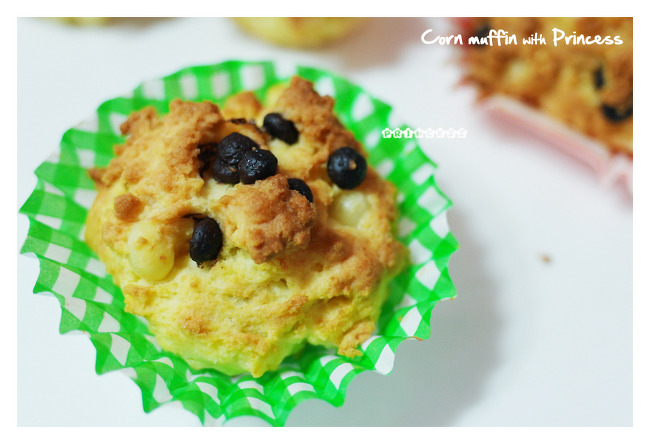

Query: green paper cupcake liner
left=19, top=60, right=458, bottom=426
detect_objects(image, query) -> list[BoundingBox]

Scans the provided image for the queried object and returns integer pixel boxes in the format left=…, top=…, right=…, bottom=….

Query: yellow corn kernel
left=128, top=221, right=174, bottom=281
left=331, top=191, right=369, bottom=227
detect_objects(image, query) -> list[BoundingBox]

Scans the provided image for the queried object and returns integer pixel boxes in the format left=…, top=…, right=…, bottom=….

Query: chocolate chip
left=189, top=217, right=222, bottom=265
left=602, top=95, right=633, bottom=122
left=238, top=149, right=278, bottom=184
left=288, top=178, right=314, bottom=203
left=327, top=147, right=367, bottom=190
left=593, top=65, right=606, bottom=90
left=263, top=113, right=299, bottom=145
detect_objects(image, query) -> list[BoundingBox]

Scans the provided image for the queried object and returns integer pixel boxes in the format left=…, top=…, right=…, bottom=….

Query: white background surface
left=17, top=17, right=633, bottom=427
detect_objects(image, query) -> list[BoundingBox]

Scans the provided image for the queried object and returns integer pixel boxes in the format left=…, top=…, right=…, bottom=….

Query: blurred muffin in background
left=458, top=17, right=633, bottom=156
left=50, top=17, right=111, bottom=26
left=234, top=17, right=365, bottom=48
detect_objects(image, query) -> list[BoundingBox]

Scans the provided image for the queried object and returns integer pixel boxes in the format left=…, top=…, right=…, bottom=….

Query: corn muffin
left=50, top=17, right=110, bottom=26
left=85, top=76, right=407, bottom=377
left=233, top=17, right=364, bottom=48
left=459, top=17, right=633, bottom=156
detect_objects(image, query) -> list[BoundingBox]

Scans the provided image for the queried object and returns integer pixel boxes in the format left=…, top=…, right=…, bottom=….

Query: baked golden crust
left=461, top=17, right=633, bottom=155
left=222, top=92, right=263, bottom=121
left=217, top=174, right=317, bottom=264
left=85, top=76, right=407, bottom=377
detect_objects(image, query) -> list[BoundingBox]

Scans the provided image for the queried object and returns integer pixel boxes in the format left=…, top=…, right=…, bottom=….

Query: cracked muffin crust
left=85, top=77, right=407, bottom=377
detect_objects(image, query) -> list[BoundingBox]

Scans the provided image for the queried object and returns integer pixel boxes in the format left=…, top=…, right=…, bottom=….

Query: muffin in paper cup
left=453, top=17, right=633, bottom=195
left=19, top=60, right=458, bottom=426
